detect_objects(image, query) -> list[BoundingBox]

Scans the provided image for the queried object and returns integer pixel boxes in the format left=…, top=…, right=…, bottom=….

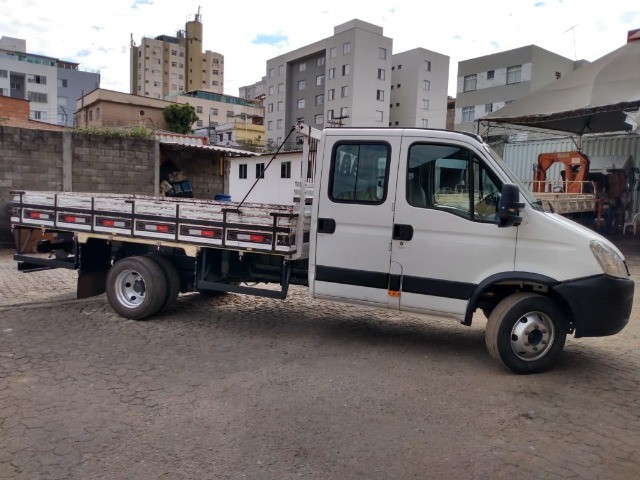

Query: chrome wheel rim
left=114, top=269, right=146, bottom=309
left=510, top=311, right=555, bottom=361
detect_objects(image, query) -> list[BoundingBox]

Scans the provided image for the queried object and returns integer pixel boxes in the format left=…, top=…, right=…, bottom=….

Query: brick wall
left=0, top=127, right=156, bottom=246
left=72, top=135, right=156, bottom=194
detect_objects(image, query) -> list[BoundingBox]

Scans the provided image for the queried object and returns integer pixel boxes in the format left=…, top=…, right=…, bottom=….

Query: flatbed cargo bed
left=10, top=191, right=311, bottom=259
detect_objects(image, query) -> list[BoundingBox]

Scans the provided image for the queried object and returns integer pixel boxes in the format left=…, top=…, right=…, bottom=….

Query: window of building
left=340, top=106, right=349, bottom=117
left=327, top=109, right=334, bottom=120
left=485, top=103, right=493, bottom=113
left=299, top=62, right=306, bottom=72
left=196, top=120, right=203, bottom=127
left=343, top=42, right=351, bottom=55
left=375, top=110, right=383, bottom=122
left=341, top=85, right=349, bottom=98
left=256, top=163, right=265, bottom=179
left=464, top=74, right=477, bottom=92
left=330, top=143, right=390, bottom=204
left=27, top=92, right=47, bottom=103
left=268, top=121, right=273, bottom=131
left=377, top=68, right=385, bottom=80
left=57, top=78, right=67, bottom=88
left=397, top=65, right=402, bottom=70
left=506, top=65, right=522, bottom=84
left=421, top=118, right=428, bottom=128
left=153, top=69, right=161, bottom=75
left=317, top=56, right=325, bottom=66
left=379, top=47, right=386, bottom=60
left=396, top=83, right=401, bottom=88
left=281, top=161, right=291, bottom=179
left=425, top=60, right=432, bottom=72
left=316, top=74, right=325, bottom=86
left=487, top=70, right=494, bottom=80
left=328, top=68, right=335, bottom=80
left=298, top=79, right=306, bottom=91
left=196, top=106, right=203, bottom=113
left=213, top=59, right=219, bottom=66
left=268, top=85, right=274, bottom=95
left=315, top=114, right=324, bottom=125
left=462, top=106, right=475, bottom=122
left=58, top=96, right=67, bottom=106
left=423, top=99, right=429, bottom=110
left=297, top=98, right=306, bottom=109
left=153, top=81, right=160, bottom=87
left=171, top=49, right=177, bottom=56
left=277, top=101, right=283, bottom=111
left=179, top=63, right=184, bottom=68
left=31, top=110, right=44, bottom=120
left=269, top=67, right=275, bottom=77
left=277, top=119, right=283, bottom=129
left=423, top=80, right=430, bottom=91
left=329, top=47, right=336, bottom=59
left=239, top=164, right=248, bottom=179
left=212, top=69, right=219, bottom=75
left=376, top=89, right=384, bottom=101
left=315, top=94, right=324, bottom=106
left=278, top=83, right=284, bottom=93
left=179, top=52, right=184, bottom=57
left=210, top=108, right=218, bottom=115
left=227, top=111, right=234, bottom=117
left=328, top=89, right=335, bottom=101
left=268, top=103, right=274, bottom=113
left=342, top=64, right=350, bottom=76
left=278, top=64, right=285, bottom=75
left=27, top=74, right=46, bottom=85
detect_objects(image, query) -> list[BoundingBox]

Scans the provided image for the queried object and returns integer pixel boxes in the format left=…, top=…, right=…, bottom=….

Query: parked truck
left=10, top=123, right=634, bottom=374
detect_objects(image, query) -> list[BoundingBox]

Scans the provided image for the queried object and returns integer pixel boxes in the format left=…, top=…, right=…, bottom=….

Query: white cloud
left=1, top=0, right=638, bottom=97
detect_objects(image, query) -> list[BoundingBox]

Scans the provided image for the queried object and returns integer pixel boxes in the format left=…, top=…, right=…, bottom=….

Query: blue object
left=214, top=194, right=231, bottom=201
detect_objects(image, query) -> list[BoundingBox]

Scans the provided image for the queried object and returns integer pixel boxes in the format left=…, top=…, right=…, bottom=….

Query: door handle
left=317, top=217, right=336, bottom=234
left=393, top=224, right=413, bottom=241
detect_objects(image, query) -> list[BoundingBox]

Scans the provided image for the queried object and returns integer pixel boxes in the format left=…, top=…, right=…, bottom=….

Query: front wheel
left=485, top=293, right=567, bottom=374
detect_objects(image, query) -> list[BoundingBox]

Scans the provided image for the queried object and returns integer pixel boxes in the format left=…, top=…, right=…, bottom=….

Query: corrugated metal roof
left=160, top=141, right=259, bottom=157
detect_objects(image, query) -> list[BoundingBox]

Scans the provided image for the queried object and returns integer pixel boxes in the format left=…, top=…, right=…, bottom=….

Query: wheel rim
left=510, top=311, right=555, bottom=361
left=114, top=268, right=147, bottom=309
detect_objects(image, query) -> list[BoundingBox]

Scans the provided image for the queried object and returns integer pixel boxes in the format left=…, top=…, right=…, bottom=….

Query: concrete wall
left=0, top=126, right=157, bottom=246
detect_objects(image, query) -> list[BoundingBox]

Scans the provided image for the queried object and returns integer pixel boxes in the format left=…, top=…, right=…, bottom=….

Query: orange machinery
left=532, top=151, right=592, bottom=194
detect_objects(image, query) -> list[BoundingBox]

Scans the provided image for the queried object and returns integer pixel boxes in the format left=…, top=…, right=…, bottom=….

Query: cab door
left=390, top=133, right=517, bottom=317
left=310, top=131, right=401, bottom=307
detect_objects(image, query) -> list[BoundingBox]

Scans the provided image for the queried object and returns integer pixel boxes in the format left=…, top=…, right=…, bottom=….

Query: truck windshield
left=483, top=144, right=543, bottom=212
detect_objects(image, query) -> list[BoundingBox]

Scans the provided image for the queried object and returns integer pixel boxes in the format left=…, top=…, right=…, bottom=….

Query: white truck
left=10, top=123, right=634, bottom=374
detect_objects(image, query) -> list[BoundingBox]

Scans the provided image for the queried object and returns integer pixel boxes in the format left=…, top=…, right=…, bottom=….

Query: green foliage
left=73, top=124, right=155, bottom=139
left=163, top=103, right=199, bottom=134
left=0, top=116, right=8, bottom=125
left=236, top=138, right=264, bottom=153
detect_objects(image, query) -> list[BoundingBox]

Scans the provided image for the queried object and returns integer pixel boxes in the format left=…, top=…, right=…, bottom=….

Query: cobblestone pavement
left=1, top=237, right=639, bottom=479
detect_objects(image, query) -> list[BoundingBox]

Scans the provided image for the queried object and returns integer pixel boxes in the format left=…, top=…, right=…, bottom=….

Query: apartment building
left=264, top=19, right=393, bottom=149
left=0, top=36, right=100, bottom=127
left=455, top=45, right=582, bottom=132
left=389, top=48, right=449, bottom=129
left=239, top=77, right=266, bottom=101
left=130, top=11, right=224, bottom=100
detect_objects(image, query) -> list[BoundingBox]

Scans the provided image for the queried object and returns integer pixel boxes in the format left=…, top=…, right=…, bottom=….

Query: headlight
left=590, top=241, right=629, bottom=278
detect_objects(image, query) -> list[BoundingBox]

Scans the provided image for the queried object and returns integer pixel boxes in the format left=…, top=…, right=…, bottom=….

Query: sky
left=1, top=0, right=639, bottom=98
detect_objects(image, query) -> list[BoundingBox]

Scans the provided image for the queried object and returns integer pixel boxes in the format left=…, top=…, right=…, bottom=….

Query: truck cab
left=307, top=126, right=634, bottom=373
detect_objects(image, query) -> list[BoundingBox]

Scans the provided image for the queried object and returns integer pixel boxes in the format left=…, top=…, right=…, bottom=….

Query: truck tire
left=146, top=254, right=180, bottom=312
left=485, top=292, right=567, bottom=374
left=106, top=256, right=167, bottom=320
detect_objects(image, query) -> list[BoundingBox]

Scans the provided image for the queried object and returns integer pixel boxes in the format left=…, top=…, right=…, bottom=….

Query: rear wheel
left=146, top=254, right=180, bottom=312
left=106, top=256, right=167, bottom=320
left=485, top=293, right=567, bottom=374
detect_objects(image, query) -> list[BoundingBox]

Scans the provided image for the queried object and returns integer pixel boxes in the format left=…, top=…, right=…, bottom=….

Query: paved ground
left=1, top=236, right=639, bottom=479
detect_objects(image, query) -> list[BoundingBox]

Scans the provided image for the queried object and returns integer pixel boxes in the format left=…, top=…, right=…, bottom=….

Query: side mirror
left=498, top=183, right=525, bottom=227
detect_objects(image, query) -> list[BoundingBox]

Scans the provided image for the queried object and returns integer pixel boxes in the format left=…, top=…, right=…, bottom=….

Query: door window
left=406, top=143, right=500, bottom=222
left=330, top=143, right=390, bottom=204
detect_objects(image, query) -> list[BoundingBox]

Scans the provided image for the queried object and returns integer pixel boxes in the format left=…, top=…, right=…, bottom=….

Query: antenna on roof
left=564, top=24, right=578, bottom=61
left=195, top=6, right=201, bottom=22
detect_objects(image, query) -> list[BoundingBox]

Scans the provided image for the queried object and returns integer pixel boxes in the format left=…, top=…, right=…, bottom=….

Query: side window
left=406, top=143, right=500, bottom=222
left=330, top=143, right=390, bottom=204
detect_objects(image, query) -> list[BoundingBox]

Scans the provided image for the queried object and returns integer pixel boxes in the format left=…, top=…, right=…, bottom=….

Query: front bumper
left=554, top=275, right=634, bottom=338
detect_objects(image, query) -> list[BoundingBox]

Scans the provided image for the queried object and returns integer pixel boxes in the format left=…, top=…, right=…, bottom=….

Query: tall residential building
left=389, top=48, right=449, bottom=129
left=130, top=11, right=224, bottom=100
left=455, top=45, right=583, bottom=133
left=264, top=19, right=393, bottom=149
left=239, top=77, right=266, bottom=101
left=0, top=36, right=100, bottom=127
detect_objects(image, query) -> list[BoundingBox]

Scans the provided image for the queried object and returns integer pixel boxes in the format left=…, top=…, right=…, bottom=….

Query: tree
left=163, top=103, right=199, bottom=134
